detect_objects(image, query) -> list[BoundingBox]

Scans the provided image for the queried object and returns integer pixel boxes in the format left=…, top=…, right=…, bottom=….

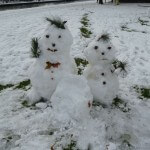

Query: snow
left=0, top=1, right=150, bottom=150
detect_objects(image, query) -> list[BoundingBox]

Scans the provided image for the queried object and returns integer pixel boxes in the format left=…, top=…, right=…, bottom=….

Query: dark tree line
left=97, top=0, right=103, bottom=4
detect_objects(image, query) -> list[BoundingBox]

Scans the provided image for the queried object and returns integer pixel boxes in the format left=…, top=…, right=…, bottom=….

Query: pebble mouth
left=47, top=48, right=58, bottom=52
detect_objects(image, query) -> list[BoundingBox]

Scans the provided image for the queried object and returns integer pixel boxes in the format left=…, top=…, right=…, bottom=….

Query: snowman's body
left=28, top=18, right=73, bottom=102
left=84, top=35, right=119, bottom=105
left=84, top=64, right=119, bottom=104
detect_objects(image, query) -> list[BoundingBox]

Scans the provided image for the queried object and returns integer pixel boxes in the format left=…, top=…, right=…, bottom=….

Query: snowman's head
left=84, top=34, right=115, bottom=65
left=40, top=17, right=73, bottom=57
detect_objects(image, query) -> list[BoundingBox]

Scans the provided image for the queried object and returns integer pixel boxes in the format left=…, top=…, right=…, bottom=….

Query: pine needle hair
left=97, top=33, right=110, bottom=42
left=46, top=17, right=67, bottom=29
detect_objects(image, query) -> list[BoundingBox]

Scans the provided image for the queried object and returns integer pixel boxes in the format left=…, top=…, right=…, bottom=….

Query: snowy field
left=0, top=1, right=150, bottom=150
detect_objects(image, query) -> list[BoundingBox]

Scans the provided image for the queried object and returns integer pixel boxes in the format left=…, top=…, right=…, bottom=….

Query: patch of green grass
left=0, top=79, right=31, bottom=92
left=121, top=25, right=136, bottom=32
left=0, top=84, right=14, bottom=92
left=74, top=58, right=89, bottom=67
left=80, top=13, right=92, bottom=38
left=121, top=24, right=147, bottom=34
left=80, top=20, right=89, bottom=27
left=14, top=79, right=31, bottom=90
left=133, top=85, right=150, bottom=99
left=119, top=134, right=134, bottom=150
left=112, top=97, right=130, bottom=113
left=80, top=27, right=92, bottom=38
left=92, top=100, right=107, bottom=108
left=63, top=140, right=79, bottom=150
left=21, top=100, right=30, bottom=108
left=138, top=17, right=149, bottom=26
left=80, top=15, right=89, bottom=27
left=74, top=58, right=89, bottom=75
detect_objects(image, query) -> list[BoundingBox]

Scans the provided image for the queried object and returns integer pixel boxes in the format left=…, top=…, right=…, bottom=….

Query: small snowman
left=28, top=17, right=74, bottom=104
left=83, top=33, right=119, bottom=105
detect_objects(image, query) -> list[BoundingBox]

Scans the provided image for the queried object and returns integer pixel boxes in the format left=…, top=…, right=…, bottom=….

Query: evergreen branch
left=31, top=38, right=41, bottom=58
left=112, top=59, right=127, bottom=72
left=97, top=33, right=110, bottom=42
left=46, top=17, right=67, bottom=29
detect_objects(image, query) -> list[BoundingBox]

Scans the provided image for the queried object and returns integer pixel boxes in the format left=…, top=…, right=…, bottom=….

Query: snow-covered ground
left=0, top=1, right=150, bottom=150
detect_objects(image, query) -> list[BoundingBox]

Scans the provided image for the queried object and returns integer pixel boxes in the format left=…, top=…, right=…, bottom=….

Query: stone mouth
left=47, top=48, right=58, bottom=52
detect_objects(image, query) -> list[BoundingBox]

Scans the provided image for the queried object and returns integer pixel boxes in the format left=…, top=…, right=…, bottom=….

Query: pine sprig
left=112, top=59, right=127, bottom=72
left=46, top=17, right=67, bottom=29
left=31, top=38, right=41, bottom=58
left=97, top=33, right=110, bottom=42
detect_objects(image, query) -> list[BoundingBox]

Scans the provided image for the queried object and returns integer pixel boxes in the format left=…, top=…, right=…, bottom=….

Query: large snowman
left=83, top=33, right=119, bottom=105
left=28, top=17, right=74, bottom=103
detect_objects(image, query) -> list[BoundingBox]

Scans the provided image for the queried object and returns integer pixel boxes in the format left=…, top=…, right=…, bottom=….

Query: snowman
left=83, top=33, right=119, bottom=105
left=27, top=17, right=74, bottom=104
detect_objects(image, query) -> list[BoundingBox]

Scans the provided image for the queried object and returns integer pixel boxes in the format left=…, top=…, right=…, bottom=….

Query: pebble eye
left=94, top=46, right=98, bottom=50
left=103, top=81, right=106, bottom=85
left=101, top=73, right=105, bottom=76
left=58, top=35, right=61, bottom=39
left=108, top=46, right=111, bottom=50
left=46, top=35, right=49, bottom=38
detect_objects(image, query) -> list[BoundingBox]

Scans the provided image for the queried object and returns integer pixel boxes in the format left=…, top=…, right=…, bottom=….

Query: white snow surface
left=0, top=1, right=150, bottom=150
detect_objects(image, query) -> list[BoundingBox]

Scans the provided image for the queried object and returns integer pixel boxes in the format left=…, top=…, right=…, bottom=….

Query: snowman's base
left=27, top=87, right=43, bottom=105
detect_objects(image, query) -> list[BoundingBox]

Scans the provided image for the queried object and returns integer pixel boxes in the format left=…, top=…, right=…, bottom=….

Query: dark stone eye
left=108, top=46, right=111, bottom=50
left=58, top=35, right=61, bottom=38
left=101, top=73, right=105, bottom=76
left=46, top=35, right=49, bottom=38
left=103, top=81, right=106, bottom=85
left=94, top=46, right=98, bottom=50
left=101, top=52, right=105, bottom=55
left=52, top=43, right=56, bottom=47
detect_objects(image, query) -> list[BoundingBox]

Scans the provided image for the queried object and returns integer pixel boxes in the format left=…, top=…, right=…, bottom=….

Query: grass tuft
left=80, top=13, right=92, bottom=38
left=80, top=14, right=89, bottom=27
left=121, top=24, right=147, bottom=34
left=63, top=140, right=79, bottom=150
left=92, top=100, right=107, bottom=108
left=21, top=100, right=30, bottom=107
left=138, top=17, right=149, bottom=26
left=112, top=59, right=127, bottom=73
left=14, top=79, right=31, bottom=90
left=74, top=58, right=89, bottom=75
left=80, top=27, right=92, bottom=38
left=0, top=84, right=14, bottom=92
left=133, top=85, right=150, bottom=99
left=112, top=97, right=130, bottom=113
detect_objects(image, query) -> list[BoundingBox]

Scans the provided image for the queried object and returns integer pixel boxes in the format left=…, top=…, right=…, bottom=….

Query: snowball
left=35, top=102, right=47, bottom=109
left=50, top=74, right=93, bottom=123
